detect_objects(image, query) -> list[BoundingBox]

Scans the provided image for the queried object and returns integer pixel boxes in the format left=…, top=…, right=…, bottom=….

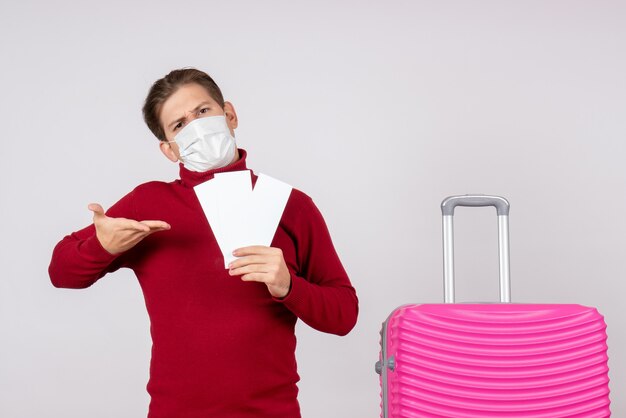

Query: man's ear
left=223, top=101, right=238, bottom=131
left=159, top=141, right=179, bottom=163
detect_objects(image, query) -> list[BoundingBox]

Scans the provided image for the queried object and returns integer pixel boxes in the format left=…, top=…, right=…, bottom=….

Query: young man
left=48, top=68, right=358, bottom=418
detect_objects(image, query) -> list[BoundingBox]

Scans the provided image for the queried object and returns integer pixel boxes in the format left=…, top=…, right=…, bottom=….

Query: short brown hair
left=142, top=68, right=225, bottom=141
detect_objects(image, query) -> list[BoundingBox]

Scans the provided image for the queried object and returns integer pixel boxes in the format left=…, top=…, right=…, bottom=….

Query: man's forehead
left=161, top=85, right=216, bottom=122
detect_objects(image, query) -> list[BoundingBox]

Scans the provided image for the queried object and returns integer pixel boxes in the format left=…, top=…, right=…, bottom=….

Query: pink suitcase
left=376, top=195, right=611, bottom=417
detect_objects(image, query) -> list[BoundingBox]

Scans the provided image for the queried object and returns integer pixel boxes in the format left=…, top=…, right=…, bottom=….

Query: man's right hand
left=88, top=203, right=171, bottom=255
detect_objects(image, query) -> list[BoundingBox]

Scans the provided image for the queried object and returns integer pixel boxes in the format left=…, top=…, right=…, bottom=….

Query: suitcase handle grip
left=441, top=195, right=511, bottom=303
left=441, top=195, right=510, bottom=216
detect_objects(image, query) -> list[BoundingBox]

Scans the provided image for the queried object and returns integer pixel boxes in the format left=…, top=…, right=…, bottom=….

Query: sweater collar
left=178, top=148, right=249, bottom=188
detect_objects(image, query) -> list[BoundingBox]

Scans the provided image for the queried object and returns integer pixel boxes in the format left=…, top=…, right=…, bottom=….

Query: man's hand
left=228, top=246, right=291, bottom=298
left=88, top=203, right=171, bottom=255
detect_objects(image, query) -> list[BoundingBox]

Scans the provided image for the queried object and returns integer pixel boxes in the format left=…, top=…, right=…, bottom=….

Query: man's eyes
left=173, top=108, right=210, bottom=131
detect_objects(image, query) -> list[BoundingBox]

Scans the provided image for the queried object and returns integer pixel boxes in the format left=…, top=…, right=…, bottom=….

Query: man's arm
left=229, top=194, right=358, bottom=336
left=49, top=223, right=125, bottom=289
left=48, top=189, right=170, bottom=289
left=275, top=196, right=358, bottom=336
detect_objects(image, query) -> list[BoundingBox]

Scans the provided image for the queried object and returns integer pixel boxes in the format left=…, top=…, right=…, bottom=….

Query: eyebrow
left=167, top=101, right=213, bottom=130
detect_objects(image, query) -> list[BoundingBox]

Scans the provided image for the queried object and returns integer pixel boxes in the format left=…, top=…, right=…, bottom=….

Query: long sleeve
left=48, top=189, right=137, bottom=289
left=276, top=195, right=358, bottom=336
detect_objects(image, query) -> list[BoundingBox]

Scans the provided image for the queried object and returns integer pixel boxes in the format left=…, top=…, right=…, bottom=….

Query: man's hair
left=142, top=68, right=225, bottom=141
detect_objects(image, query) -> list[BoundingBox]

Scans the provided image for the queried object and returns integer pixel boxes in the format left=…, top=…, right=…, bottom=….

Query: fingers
left=232, top=245, right=277, bottom=257
left=121, top=218, right=151, bottom=233
left=228, top=246, right=291, bottom=298
left=88, top=203, right=147, bottom=231
left=87, top=201, right=170, bottom=234
left=88, top=203, right=106, bottom=219
left=86, top=203, right=171, bottom=254
left=229, top=247, right=284, bottom=274
left=228, top=255, right=267, bottom=270
left=229, top=263, right=268, bottom=277
left=140, top=220, right=171, bottom=231
left=228, top=251, right=286, bottom=282
left=239, top=273, right=268, bottom=283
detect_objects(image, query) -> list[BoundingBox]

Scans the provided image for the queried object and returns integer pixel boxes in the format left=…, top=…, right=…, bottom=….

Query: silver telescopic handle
left=441, top=195, right=511, bottom=304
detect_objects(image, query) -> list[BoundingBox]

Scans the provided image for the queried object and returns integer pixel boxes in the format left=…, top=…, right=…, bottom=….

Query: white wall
left=1, top=1, right=624, bottom=416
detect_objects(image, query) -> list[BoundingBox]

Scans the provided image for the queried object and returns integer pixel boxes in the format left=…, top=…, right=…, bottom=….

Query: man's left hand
left=228, top=246, right=291, bottom=298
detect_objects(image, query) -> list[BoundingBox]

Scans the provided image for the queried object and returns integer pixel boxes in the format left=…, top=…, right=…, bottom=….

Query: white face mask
left=168, top=115, right=236, bottom=172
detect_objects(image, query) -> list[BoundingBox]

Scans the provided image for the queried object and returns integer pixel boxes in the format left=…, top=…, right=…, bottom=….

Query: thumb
left=88, top=203, right=106, bottom=220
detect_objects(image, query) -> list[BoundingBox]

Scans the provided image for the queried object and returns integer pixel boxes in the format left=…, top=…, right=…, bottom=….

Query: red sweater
left=48, top=149, right=358, bottom=417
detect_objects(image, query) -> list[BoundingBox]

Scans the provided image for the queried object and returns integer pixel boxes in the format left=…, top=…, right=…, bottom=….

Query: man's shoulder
left=286, top=187, right=314, bottom=211
left=132, top=179, right=180, bottom=193
left=125, top=179, right=184, bottom=204
left=283, top=187, right=329, bottom=226
left=289, top=186, right=311, bottom=202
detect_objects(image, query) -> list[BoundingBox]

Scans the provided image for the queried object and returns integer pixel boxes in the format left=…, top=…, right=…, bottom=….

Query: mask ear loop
left=168, top=140, right=194, bottom=159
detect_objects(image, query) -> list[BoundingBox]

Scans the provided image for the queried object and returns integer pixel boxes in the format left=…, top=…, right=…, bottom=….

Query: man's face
left=159, top=82, right=238, bottom=161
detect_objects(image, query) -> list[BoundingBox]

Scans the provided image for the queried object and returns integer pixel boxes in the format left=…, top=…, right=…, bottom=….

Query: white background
left=1, top=1, right=624, bottom=416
